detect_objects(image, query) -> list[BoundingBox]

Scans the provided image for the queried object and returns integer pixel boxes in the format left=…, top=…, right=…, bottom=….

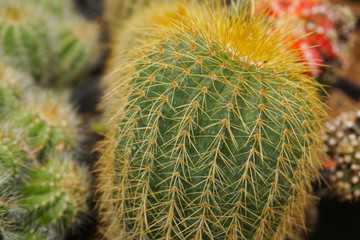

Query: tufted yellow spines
left=97, top=1, right=327, bottom=239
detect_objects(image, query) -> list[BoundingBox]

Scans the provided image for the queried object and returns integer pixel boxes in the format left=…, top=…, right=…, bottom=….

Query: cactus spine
left=97, top=0, right=327, bottom=239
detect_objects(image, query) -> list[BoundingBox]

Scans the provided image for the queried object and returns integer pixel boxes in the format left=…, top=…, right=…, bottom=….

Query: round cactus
left=9, top=89, right=80, bottom=157
left=20, top=154, right=91, bottom=237
left=97, top=1, right=326, bottom=239
left=0, top=1, right=53, bottom=84
left=52, top=16, right=100, bottom=85
left=323, top=110, right=360, bottom=201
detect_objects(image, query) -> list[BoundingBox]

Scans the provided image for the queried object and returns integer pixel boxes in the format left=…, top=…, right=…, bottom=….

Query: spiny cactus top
left=9, top=89, right=80, bottom=157
left=323, top=110, right=360, bottom=201
left=98, top=1, right=327, bottom=239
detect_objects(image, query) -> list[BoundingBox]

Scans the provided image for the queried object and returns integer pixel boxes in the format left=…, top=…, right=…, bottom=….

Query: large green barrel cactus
left=97, top=1, right=327, bottom=239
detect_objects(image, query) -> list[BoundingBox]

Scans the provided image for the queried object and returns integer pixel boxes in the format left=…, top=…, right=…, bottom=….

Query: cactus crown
left=98, top=1, right=327, bottom=239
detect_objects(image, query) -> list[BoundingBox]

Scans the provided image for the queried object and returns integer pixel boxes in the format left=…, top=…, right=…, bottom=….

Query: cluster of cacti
left=0, top=0, right=100, bottom=86
left=97, top=0, right=327, bottom=239
left=0, top=64, right=91, bottom=239
left=0, top=0, right=97, bottom=237
left=323, top=110, right=360, bottom=201
left=256, top=0, right=356, bottom=84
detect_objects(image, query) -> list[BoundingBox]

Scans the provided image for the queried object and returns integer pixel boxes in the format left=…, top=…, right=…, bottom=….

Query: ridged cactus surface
left=10, top=90, right=79, bottom=157
left=53, top=17, right=100, bottom=85
left=98, top=1, right=326, bottom=239
left=0, top=0, right=100, bottom=86
left=20, top=156, right=90, bottom=236
left=0, top=3, right=52, bottom=83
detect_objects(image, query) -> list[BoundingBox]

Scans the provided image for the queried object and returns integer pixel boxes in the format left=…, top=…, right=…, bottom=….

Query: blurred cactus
left=0, top=0, right=100, bottom=86
left=0, top=2, right=53, bottom=84
left=20, top=155, right=90, bottom=238
left=323, top=110, right=360, bottom=201
left=52, top=17, right=100, bottom=85
left=0, top=66, right=33, bottom=115
left=256, top=0, right=356, bottom=84
left=9, top=90, right=80, bottom=157
left=97, top=1, right=326, bottom=239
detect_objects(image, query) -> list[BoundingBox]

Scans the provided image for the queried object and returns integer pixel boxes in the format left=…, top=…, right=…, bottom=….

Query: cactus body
left=52, top=17, right=100, bottom=85
left=20, top=155, right=90, bottom=236
left=98, top=1, right=326, bottom=239
left=10, top=90, right=79, bottom=157
left=0, top=3, right=53, bottom=83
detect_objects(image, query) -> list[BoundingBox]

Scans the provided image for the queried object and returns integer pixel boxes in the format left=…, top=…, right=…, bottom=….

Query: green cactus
left=52, top=17, right=100, bottom=85
left=20, top=155, right=90, bottom=237
left=0, top=1, right=53, bottom=84
left=0, top=66, right=30, bottom=115
left=97, top=1, right=326, bottom=239
left=9, top=89, right=80, bottom=157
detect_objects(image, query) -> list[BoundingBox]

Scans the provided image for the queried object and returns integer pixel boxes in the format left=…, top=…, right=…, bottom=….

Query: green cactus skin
left=0, top=66, right=33, bottom=115
left=20, top=155, right=90, bottom=237
left=0, top=2, right=53, bottom=84
left=97, top=1, right=326, bottom=239
left=9, top=90, right=79, bottom=157
left=52, top=17, right=100, bottom=85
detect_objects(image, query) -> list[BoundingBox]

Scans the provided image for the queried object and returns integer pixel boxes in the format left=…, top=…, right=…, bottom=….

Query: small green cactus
left=0, top=2, right=53, bottom=83
left=9, top=90, right=80, bottom=157
left=0, top=0, right=100, bottom=86
left=20, top=155, right=91, bottom=237
left=97, top=1, right=327, bottom=239
left=52, top=17, right=100, bottom=85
